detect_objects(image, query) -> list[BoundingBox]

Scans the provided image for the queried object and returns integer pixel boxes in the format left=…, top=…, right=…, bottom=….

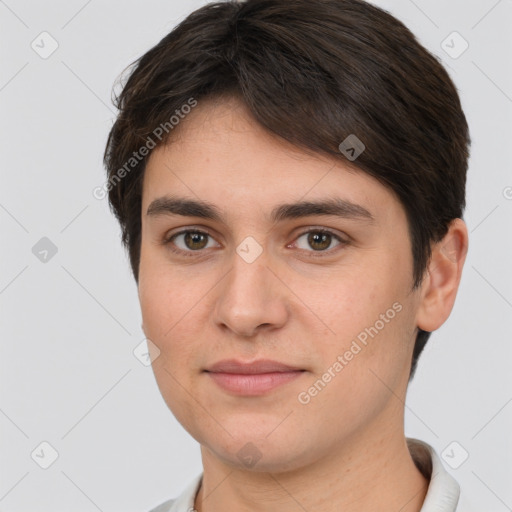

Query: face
left=138, top=97, right=423, bottom=472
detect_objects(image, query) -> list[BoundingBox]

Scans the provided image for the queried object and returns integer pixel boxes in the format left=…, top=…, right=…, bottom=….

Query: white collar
left=408, top=438, right=460, bottom=511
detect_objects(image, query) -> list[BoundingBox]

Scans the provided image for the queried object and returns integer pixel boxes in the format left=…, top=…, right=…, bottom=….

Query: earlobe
left=416, top=218, right=469, bottom=332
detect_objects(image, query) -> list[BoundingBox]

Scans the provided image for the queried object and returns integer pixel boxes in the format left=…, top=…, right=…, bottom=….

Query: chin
left=200, top=431, right=317, bottom=474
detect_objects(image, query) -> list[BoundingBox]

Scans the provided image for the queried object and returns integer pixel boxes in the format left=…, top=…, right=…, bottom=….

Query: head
left=103, top=0, right=470, bottom=471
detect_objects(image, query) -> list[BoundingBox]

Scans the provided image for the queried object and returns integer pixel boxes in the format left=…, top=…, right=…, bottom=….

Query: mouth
left=205, top=358, right=304, bottom=374
left=204, top=359, right=306, bottom=395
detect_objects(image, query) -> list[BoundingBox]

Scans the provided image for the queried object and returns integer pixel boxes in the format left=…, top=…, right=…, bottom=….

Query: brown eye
left=182, top=231, right=209, bottom=250
left=165, top=230, right=219, bottom=255
left=295, top=229, right=343, bottom=253
left=307, top=232, right=332, bottom=251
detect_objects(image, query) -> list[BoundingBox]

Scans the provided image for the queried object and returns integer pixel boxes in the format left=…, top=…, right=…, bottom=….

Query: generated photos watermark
left=297, top=301, right=403, bottom=405
left=93, top=97, right=198, bottom=200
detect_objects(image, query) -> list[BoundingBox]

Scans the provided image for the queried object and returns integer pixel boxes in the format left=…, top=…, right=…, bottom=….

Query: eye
left=163, top=227, right=348, bottom=259
left=164, top=229, right=219, bottom=256
left=292, top=229, right=346, bottom=256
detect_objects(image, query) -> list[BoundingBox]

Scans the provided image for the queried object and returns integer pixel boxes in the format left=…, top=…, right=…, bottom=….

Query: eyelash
left=162, top=228, right=348, bottom=259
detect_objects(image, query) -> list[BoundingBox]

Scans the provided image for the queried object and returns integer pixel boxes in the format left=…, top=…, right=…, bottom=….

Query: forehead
left=141, top=98, right=404, bottom=228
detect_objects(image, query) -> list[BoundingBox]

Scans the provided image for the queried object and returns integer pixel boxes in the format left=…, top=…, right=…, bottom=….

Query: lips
left=205, top=359, right=304, bottom=374
left=204, top=359, right=305, bottom=395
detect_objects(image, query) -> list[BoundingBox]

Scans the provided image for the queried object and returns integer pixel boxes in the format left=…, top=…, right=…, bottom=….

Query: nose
left=213, top=249, right=289, bottom=338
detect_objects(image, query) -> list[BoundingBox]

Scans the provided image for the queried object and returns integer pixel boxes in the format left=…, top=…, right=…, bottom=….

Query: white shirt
left=148, top=438, right=462, bottom=512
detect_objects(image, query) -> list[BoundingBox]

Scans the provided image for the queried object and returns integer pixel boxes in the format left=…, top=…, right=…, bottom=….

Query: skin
left=138, top=97, right=468, bottom=512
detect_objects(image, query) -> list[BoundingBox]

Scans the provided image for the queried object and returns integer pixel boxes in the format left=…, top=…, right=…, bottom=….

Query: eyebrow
left=146, top=195, right=375, bottom=224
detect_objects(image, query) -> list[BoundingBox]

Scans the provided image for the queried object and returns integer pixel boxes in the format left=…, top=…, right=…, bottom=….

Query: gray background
left=1, top=0, right=511, bottom=510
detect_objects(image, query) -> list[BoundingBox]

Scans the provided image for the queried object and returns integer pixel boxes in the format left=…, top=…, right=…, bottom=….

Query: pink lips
left=205, top=359, right=305, bottom=395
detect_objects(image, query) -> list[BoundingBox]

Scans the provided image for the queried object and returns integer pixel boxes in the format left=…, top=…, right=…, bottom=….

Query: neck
left=194, top=422, right=428, bottom=512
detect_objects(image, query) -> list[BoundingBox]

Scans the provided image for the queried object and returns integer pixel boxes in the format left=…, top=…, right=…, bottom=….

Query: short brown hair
left=103, top=0, right=471, bottom=379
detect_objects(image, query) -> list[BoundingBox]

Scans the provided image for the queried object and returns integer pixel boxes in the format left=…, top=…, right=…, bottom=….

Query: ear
left=415, top=218, right=469, bottom=332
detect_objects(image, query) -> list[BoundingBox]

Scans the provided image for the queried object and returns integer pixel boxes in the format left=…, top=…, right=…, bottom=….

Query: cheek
left=311, top=270, right=393, bottom=336
left=138, top=266, right=202, bottom=422
left=139, top=281, right=192, bottom=357
left=138, top=247, right=193, bottom=340
left=308, top=263, right=413, bottom=375
left=138, top=275, right=185, bottom=388
left=138, top=257, right=215, bottom=377
left=138, top=270, right=171, bottom=342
